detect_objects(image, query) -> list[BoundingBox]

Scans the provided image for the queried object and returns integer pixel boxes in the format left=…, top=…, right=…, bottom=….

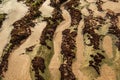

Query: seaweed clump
left=0, top=13, right=7, bottom=29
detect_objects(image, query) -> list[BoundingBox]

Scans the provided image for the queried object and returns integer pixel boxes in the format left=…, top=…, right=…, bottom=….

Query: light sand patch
left=49, top=9, right=71, bottom=80
left=80, top=0, right=88, bottom=7
left=103, top=36, right=113, bottom=58
left=4, top=54, right=31, bottom=80
left=97, top=64, right=116, bottom=80
left=102, top=1, right=120, bottom=13
left=81, top=7, right=89, bottom=16
left=0, top=0, right=28, bottom=16
left=72, top=19, right=89, bottom=80
left=39, top=0, right=54, bottom=17
left=86, top=0, right=96, bottom=3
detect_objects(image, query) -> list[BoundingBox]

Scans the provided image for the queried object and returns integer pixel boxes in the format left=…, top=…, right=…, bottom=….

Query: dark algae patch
left=32, top=56, right=46, bottom=80
left=26, top=45, right=35, bottom=52
left=0, top=0, right=1, bottom=4
left=59, top=64, right=76, bottom=80
left=0, top=44, right=13, bottom=77
left=96, top=0, right=104, bottom=11
left=59, top=0, right=82, bottom=80
left=89, top=53, right=105, bottom=75
left=0, top=13, right=7, bottom=29
left=110, top=0, right=119, bottom=2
